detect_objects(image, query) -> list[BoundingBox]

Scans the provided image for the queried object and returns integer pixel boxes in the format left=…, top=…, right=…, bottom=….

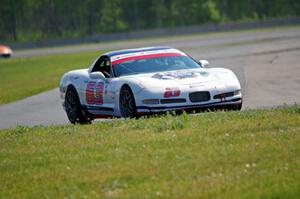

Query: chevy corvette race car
left=60, top=46, right=242, bottom=124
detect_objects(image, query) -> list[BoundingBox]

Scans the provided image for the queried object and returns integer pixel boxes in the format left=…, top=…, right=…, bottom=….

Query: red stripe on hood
left=112, top=53, right=183, bottom=64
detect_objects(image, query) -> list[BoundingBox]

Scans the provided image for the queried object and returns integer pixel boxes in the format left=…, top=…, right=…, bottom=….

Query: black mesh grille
left=160, top=98, right=186, bottom=104
left=189, top=91, right=210, bottom=102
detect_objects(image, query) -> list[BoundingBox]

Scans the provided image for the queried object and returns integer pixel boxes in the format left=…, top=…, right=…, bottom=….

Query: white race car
left=60, top=47, right=242, bottom=124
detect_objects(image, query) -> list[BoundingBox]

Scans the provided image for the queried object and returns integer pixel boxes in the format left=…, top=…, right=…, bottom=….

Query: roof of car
left=104, top=46, right=174, bottom=57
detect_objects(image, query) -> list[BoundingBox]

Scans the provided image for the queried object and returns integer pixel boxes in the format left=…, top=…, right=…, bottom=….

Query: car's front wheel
left=65, top=86, right=90, bottom=124
left=119, top=86, right=137, bottom=118
left=227, top=102, right=242, bottom=111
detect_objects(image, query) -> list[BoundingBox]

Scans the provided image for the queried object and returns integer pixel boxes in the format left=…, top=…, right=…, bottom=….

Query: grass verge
left=0, top=51, right=105, bottom=105
left=1, top=106, right=300, bottom=198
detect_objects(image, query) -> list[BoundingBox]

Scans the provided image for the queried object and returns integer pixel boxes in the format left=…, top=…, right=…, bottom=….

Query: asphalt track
left=1, top=26, right=300, bottom=128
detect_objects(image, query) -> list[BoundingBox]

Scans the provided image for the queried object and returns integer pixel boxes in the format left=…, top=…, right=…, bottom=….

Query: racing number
left=86, top=81, right=104, bottom=104
left=86, top=82, right=96, bottom=104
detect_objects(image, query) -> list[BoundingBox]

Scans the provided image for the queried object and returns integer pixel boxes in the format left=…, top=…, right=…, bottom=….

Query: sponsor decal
left=164, top=87, right=181, bottom=98
left=152, top=71, right=208, bottom=80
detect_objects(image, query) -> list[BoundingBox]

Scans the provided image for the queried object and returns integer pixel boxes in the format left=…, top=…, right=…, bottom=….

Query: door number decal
left=86, top=81, right=104, bottom=104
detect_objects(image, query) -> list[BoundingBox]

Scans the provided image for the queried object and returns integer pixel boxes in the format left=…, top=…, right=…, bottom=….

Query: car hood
left=127, top=68, right=233, bottom=88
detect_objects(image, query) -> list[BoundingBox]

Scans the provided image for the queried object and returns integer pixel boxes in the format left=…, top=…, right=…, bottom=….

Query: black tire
left=227, top=103, right=242, bottom=111
left=65, top=86, right=90, bottom=124
left=119, top=86, right=137, bottom=118
left=236, top=102, right=242, bottom=110
left=1, top=54, right=11, bottom=58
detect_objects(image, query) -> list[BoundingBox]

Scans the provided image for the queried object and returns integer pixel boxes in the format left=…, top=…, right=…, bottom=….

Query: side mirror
left=199, top=60, right=209, bottom=67
left=90, top=71, right=106, bottom=80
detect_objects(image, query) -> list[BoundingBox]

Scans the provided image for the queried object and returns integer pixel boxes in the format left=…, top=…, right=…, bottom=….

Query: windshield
left=113, top=55, right=201, bottom=77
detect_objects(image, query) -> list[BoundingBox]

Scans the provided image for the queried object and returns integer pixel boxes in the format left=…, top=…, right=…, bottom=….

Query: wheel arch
left=65, top=83, right=93, bottom=124
left=118, top=83, right=137, bottom=118
left=119, top=83, right=136, bottom=104
left=120, top=83, right=131, bottom=91
left=66, top=84, right=76, bottom=92
left=66, top=84, right=84, bottom=105
left=115, top=80, right=143, bottom=117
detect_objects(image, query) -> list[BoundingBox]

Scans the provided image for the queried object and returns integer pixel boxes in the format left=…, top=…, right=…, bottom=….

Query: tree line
left=1, top=0, right=300, bottom=43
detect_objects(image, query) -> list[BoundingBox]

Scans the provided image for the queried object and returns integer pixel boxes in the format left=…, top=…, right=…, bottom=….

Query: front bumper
left=136, top=98, right=242, bottom=114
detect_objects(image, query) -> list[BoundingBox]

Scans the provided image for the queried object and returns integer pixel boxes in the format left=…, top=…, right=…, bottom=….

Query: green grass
left=1, top=106, right=300, bottom=198
left=0, top=51, right=106, bottom=105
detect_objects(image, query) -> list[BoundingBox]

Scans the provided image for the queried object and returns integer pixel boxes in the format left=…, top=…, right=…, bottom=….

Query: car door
left=83, top=56, right=114, bottom=115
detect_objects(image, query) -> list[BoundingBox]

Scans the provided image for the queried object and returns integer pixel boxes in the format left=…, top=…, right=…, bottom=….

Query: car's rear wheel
left=65, top=86, right=90, bottom=124
left=119, top=86, right=137, bottom=118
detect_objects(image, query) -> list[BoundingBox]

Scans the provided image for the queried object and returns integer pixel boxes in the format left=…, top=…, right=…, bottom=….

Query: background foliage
left=1, top=0, right=300, bottom=42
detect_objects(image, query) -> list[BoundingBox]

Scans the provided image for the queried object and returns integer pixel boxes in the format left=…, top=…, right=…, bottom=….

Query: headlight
left=214, top=90, right=241, bottom=99
left=234, top=90, right=241, bottom=96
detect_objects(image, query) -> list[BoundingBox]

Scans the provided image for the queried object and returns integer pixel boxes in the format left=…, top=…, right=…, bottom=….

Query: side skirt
left=81, top=105, right=114, bottom=119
